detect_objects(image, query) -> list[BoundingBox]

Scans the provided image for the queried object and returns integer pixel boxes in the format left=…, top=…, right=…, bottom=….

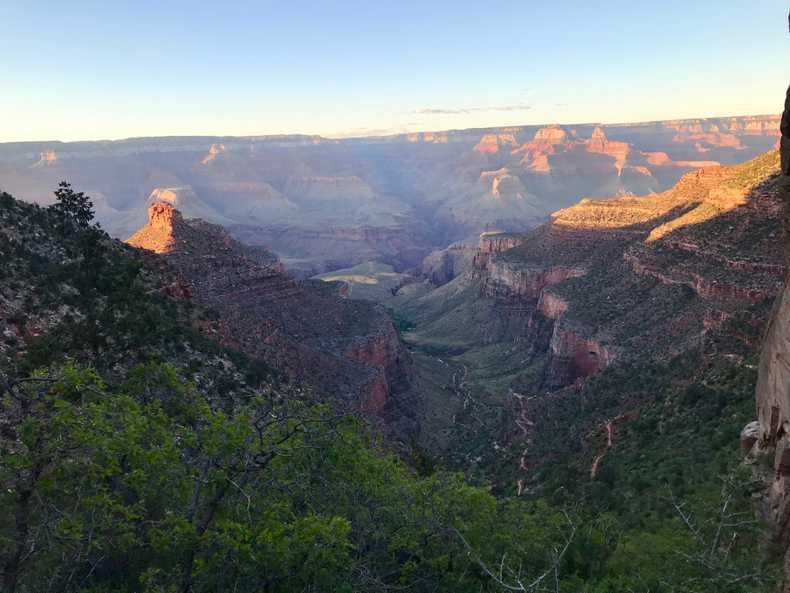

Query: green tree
left=50, top=182, right=95, bottom=229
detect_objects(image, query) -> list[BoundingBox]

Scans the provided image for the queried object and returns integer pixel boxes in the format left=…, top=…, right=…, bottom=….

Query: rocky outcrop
left=483, top=261, right=586, bottom=300
left=127, top=202, right=182, bottom=253
left=419, top=242, right=476, bottom=286
left=586, top=127, right=631, bottom=174
left=472, top=232, right=527, bottom=269
left=548, top=326, right=616, bottom=385
left=533, top=126, right=569, bottom=144
left=537, top=290, right=568, bottom=319
left=747, top=84, right=790, bottom=591
left=478, top=231, right=525, bottom=254
left=200, top=143, right=226, bottom=164
left=472, top=232, right=586, bottom=301
left=474, top=133, right=518, bottom=154
left=512, top=124, right=720, bottom=179
left=624, top=252, right=783, bottom=303
left=346, top=328, right=404, bottom=415
left=470, top=230, right=608, bottom=383
left=30, top=150, right=57, bottom=168
left=127, top=203, right=416, bottom=426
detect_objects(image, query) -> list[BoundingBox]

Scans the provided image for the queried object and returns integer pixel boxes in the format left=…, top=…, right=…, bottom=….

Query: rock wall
left=128, top=203, right=415, bottom=425
left=419, top=243, right=476, bottom=286
left=345, top=327, right=404, bottom=415
left=483, top=261, right=585, bottom=300
left=471, top=232, right=613, bottom=384
left=625, top=252, right=783, bottom=302
left=548, top=326, right=616, bottom=385
left=750, top=83, right=790, bottom=590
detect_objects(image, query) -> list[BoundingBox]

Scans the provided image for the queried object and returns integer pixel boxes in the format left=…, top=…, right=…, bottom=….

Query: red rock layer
left=127, top=202, right=413, bottom=420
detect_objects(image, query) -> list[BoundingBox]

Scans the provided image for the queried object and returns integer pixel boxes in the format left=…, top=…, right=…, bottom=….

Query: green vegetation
left=315, top=260, right=409, bottom=302
left=0, top=186, right=781, bottom=591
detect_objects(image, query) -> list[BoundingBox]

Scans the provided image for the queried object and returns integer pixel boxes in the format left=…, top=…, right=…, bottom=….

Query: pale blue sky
left=0, top=0, right=787, bottom=141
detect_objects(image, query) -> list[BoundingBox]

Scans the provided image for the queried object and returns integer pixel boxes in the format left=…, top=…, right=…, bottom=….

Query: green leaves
left=50, top=182, right=96, bottom=231
left=1, top=358, right=780, bottom=592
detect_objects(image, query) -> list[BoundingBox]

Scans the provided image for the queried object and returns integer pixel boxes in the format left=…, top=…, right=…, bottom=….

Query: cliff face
left=481, top=260, right=585, bottom=301
left=395, top=147, right=785, bottom=491
left=784, top=89, right=790, bottom=175
left=423, top=150, right=785, bottom=396
left=0, top=115, right=779, bottom=272
left=750, top=86, right=790, bottom=590
left=128, top=203, right=416, bottom=428
left=488, top=151, right=785, bottom=489
left=469, top=231, right=611, bottom=384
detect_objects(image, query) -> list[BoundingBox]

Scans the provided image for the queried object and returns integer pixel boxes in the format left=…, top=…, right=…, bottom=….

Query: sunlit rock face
left=126, top=202, right=417, bottom=430
left=30, top=150, right=58, bottom=168
left=469, top=150, right=784, bottom=392
left=200, top=143, right=226, bottom=164
left=127, top=202, right=182, bottom=253
left=474, top=132, right=518, bottom=154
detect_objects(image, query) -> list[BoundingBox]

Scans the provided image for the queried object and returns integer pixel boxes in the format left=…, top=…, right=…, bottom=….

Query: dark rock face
left=127, top=203, right=418, bottom=434
left=748, top=85, right=790, bottom=591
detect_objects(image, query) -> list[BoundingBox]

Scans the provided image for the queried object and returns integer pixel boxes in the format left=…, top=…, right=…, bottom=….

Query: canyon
left=0, top=128, right=786, bottom=591
left=126, top=202, right=418, bottom=431
left=0, top=115, right=779, bottom=276
left=381, top=148, right=785, bottom=491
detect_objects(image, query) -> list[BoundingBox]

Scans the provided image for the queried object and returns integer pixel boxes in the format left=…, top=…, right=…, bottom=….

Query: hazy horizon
left=2, top=0, right=787, bottom=143
left=0, top=109, right=782, bottom=145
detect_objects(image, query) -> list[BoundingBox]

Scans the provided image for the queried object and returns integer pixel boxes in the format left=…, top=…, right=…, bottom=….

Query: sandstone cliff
left=128, top=202, right=417, bottom=429
left=0, top=115, right=778, bottom=271
left=748, top=85, right=790, bottom=591
left=394, top=147, right=785, bottom=491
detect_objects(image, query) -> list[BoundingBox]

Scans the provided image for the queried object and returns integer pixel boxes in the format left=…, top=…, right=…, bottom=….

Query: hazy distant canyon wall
left=0, top=115, right=779, bottom=275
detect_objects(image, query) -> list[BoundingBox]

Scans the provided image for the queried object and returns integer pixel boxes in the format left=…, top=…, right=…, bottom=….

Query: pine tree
left=50, top=181, right=95, bottom=229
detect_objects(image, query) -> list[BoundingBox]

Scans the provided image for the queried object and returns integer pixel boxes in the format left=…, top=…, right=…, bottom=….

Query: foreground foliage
left=0, top=185, right=780, bottom=591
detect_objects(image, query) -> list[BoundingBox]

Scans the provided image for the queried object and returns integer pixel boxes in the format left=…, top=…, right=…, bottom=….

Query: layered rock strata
left=128, top=203, right=415, bottom=426
left=749, top=84, right=790, bottom=590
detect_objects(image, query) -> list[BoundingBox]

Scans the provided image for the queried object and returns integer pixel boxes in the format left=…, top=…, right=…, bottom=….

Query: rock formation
left=394, top=144, right=785, bottom=493
left=474, top=132, right=518, bottom=154
left=30, top=150, right=58, bottom=168
left=200, top=142, right=226, bottom=164
left=0, top=114, right=778, bottom=270
left=128, top=202, right=417, bottom=429
left=748, top=84, right=790, bottom=590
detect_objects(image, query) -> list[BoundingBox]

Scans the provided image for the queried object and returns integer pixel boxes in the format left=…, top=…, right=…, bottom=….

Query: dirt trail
left=512, top=392, right=536, bottom=495
left=589, top=412, right=637, bottom=479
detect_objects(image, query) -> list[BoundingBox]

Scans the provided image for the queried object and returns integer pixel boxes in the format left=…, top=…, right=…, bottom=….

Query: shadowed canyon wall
left=0, top=116, right=779, bottom=275
left=127, top=202, right=417, bottom=429
left=749, top=85, right=790, bottom=591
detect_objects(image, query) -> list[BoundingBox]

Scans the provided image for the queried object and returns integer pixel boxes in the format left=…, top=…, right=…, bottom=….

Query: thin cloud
left=329, top=123, right=425, bottom=138
left=414, top=103, right=532, bottom=115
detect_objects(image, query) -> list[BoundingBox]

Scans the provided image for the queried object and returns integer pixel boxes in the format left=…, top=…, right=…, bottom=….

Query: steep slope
left=127, top=202, right=417, bottom=428
left=0, top=115, right=778, bottom=273
left=0, top=188, right=295, bottom=406
left=393, top=150, right=784, bottom=488
left=3, top=188, right=620, bottom=593
left=746, top=86, right=790, bottom=591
